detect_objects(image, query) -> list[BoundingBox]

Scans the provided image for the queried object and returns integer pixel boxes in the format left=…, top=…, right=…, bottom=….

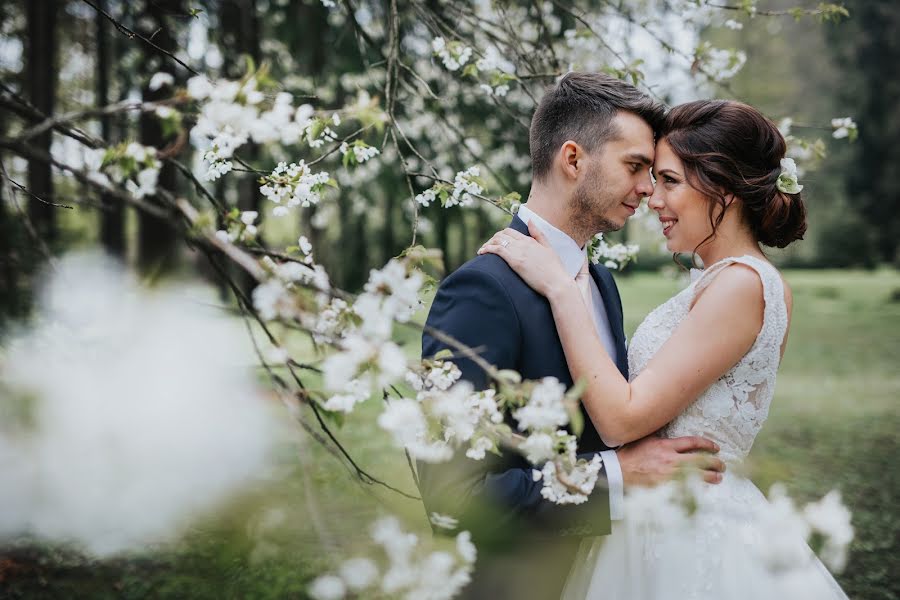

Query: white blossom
left=432, top=37, right=473, bottom=72
left=465, top=436, right=493, bottom=460
left=323, top=378, right=370, bottom=413
left=340, top=140, right=379, bottom=164
left=539, top=455, right=604, bottom=504
left=125, top=167, right=159, bottom=199
left=259, top=161, right=333, bottom=214
left=415, top=188, right=437, bottom=207
left=512, top=377, right=568, bottom=431
left=588, top=233, right=639, bottom=270
left=265, top=346, right=289, bottom=365
left=252, top=279, right=294, bottom=321
left=429, top=513, right=459, bottom=530
left=186, top=75, right=214, bottom=100
left=475, top=45, right=515, bottom=74
left=204, top=159, right=233, bottom=181
left=449, top=166, right=483, bottom=207
left=148, top=71, right=174, bottom=91
left=699, top=44, right=747, bottom=80
left=407, top=360, right=462, bottom=392
left=0, top=254, right=274, bottom=556
left=803, top=490, right=854, bottom=572
left=777, top=157, right=804, bottom=194
left=338, top=557, right=379, bottom=591
left=456, top=530, right=477, bottom=564
left=755, top=484, right=813, bottom=570
left=831, top=117, right=857, bottom=140
left=359, top=259, right=424, bottom=326
left=154, top=105, right=176, bottom=120
left=519, top=431, right=556, bottom=464
left=298, top=235, right=313, bottom=256
left=308, top=574, right=346, bottom=600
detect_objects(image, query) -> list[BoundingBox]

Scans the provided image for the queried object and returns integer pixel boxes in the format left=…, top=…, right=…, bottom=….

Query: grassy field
left=1, top=269, right=898, bottom=599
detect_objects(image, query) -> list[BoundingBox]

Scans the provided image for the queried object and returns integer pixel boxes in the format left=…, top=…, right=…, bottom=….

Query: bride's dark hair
left=661, top=100, right=807, bottom=249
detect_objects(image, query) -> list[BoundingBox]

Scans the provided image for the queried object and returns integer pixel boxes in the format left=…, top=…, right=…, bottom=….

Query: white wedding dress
left=561, top=256, right=849, bottom=600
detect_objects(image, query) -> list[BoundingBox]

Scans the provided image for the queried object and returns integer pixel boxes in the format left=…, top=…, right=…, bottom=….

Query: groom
left=419, top=73, right=725, bottom=599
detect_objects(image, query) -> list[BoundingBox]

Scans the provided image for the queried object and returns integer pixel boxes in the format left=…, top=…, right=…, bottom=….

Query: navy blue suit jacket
left=418, top=216, right=629, bottom=548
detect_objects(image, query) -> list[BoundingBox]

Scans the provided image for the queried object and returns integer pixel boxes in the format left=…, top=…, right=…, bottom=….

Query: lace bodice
left=627, top=256, right=789, bottom=462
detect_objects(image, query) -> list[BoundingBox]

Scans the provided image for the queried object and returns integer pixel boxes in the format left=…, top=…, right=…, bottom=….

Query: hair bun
left=661, top=100, right=808, bottom=249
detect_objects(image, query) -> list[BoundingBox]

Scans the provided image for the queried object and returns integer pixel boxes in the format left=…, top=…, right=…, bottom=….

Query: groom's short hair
left=529, top=72, right=666, bottom=180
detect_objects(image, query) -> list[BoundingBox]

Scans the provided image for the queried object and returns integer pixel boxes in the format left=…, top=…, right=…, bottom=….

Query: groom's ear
left=559, top=140, right=582, bottom=180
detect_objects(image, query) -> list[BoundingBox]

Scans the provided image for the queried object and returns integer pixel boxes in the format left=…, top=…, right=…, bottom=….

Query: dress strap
left=690, top=255, right=789, bottom=355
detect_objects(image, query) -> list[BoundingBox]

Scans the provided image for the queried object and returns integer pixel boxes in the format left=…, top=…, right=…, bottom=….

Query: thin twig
left=7, top=178, right=75, bottom=209
left=0, top=157, right=55, bottom=264
left=81, top=0, right=200, bottom=75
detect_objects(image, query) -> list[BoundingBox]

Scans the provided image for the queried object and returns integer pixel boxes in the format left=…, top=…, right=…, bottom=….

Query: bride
left=480, top=99, right=849, bottom=599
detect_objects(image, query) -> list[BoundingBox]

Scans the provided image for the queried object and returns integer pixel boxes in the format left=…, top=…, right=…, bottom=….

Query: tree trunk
left=25, top=0, right=58, bottom=245
left=220, top=0, right=261, bottom=293
left=383, top=192, right=396, bottom=263
left=0, top=155, right=27, bottom=329
left=136, top=0, right=181, bottom=275
left=436, top=206, right=450, bottom=273
left=95, top=0, right=124, bottom=257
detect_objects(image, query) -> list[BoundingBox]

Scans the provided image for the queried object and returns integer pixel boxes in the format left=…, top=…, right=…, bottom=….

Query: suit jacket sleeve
left=418, top=264, right=611, bottom=543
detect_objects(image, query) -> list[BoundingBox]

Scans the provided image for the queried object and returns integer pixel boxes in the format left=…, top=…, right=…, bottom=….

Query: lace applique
left=627, top=256, right=789, bottom=462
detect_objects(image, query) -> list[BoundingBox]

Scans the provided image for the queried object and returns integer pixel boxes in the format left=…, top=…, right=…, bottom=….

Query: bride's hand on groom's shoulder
left=617, top=435, right=726, bottom=488
left=478, top=223, right=572, bottom=297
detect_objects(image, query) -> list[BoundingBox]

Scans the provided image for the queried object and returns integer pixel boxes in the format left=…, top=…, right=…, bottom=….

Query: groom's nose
left=635, top=174, right=654, bottom=198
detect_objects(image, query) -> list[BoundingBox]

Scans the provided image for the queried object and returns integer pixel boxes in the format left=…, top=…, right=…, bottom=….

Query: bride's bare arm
left=480, top=224, right=765, bottom=446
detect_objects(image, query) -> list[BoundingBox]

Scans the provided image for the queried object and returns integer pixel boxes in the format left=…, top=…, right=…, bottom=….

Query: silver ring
left=500, top=239, right=510, bottom=248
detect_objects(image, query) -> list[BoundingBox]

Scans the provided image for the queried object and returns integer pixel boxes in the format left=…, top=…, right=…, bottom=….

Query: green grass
left=2, top=269, right=898, bottom=599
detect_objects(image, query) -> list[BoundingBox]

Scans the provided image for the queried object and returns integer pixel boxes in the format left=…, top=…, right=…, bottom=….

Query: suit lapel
left=510, top=214, right=628, bottom=377
left=508, top=215, right=529, bottom=235
left=589, top=264, right=629, bottom=378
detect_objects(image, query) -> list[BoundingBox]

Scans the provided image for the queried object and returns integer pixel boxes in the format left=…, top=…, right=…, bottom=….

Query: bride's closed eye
left=661, top=174, right=679, bottom=185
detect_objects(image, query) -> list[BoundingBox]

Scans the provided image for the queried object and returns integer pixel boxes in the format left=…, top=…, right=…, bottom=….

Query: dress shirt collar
left=516, top=204, right=586, bottom=278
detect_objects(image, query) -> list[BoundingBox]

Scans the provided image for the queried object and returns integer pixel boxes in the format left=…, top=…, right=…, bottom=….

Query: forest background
left=0, top=0, right=897, bottom=599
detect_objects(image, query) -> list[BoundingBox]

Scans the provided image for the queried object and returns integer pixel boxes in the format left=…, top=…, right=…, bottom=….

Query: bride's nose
left=648, top=188, right=665, bottom=212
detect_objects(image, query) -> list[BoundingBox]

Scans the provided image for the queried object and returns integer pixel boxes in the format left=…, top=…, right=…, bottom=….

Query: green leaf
left=434, top=349, right=454, bottom=360
left=307, top=118, right=325, bottom=142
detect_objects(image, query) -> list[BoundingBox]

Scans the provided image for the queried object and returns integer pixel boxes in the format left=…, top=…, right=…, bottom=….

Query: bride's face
left=648, top=139, right=716, bottom=253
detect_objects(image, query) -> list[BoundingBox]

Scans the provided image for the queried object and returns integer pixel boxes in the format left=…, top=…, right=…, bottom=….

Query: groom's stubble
left=569, top=159, right=622, bottom=242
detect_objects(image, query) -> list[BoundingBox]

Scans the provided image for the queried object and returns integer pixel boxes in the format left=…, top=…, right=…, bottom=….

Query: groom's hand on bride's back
left=616, top=436, right=725, bottom=487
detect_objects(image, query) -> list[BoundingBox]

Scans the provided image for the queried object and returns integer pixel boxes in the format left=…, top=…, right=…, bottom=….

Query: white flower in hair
left=776, top=157, right=803, bottom=194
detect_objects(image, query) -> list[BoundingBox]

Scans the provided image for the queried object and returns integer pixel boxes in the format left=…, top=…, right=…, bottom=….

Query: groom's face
left=572, top=112, right=655, bottom=233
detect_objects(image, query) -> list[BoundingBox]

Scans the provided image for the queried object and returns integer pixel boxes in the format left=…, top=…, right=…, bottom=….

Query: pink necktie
left=576, top=257, right=598, bottom=331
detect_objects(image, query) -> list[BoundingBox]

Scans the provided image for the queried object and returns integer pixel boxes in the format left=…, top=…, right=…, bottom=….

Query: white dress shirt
left=516, top=204, right=625, bottom=520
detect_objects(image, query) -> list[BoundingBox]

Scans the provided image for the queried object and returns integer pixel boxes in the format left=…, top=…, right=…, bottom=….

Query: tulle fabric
left=561, top=473, right=848, bottom=600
